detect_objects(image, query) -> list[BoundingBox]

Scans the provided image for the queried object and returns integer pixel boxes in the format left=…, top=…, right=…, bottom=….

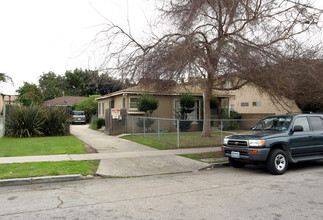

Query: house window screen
left=252, top=101, right=262, bottom=107
left=130, top=97, right=139, bottom=109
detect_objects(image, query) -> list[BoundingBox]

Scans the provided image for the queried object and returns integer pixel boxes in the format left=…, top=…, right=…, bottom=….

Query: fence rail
left=127, top=116, right=261, bottom=148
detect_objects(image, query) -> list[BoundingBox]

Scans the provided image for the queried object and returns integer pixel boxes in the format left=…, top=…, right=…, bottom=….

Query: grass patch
left=0, top=136, right=86, bottom=157
left=180, top=151, right=227, bottom=163
left=121, top=132, right=230, bottom=150
left=0, top=161, right=99, bottom=179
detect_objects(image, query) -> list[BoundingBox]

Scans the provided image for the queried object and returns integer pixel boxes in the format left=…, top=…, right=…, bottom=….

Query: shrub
left=178, top=94, right=196, bottom=131
left=90, top=118, right=105, bottom=130
left=5, top=105, right=46, bottom=137
left=137, top=93, right=159, bottom=116
left=5, top=105, right=70, bottom=137
left=179, top=120, right=193, bottom=131
left=136, top=118, right=155, bottom=131
left=43, top=107, right=70, bottom=136
left=220, top=109, right=241, bottom=131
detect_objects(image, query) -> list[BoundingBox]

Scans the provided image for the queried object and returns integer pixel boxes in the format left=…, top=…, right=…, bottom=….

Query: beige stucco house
left=97, top=82, right=300, bottom=119
left=96, top=83, right=232, bottom=121
left=0, top=94, right=17, bottom=115
left=218, top=83, right=301, bottom=115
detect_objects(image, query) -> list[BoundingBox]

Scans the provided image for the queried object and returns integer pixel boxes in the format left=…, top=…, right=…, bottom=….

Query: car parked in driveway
left=222, top=113, right=323, bottom=175
left=71, top=111, right=86, bottom=125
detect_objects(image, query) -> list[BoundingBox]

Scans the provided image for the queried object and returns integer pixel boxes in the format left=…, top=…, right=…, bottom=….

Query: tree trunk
left=201, top=81, right=213, bottom=137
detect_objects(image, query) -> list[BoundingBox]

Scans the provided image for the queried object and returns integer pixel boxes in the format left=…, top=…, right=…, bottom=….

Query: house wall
left=224, top=84, right=300, bottom=115
left=0, top=94, right=3, bottom=115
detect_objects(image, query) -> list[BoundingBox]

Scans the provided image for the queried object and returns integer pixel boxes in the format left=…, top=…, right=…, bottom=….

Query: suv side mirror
left=293, top=125, right=304, bottom=132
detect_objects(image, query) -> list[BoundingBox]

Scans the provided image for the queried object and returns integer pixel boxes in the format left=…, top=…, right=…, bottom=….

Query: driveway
left=70, top=125, right=212, bottom=177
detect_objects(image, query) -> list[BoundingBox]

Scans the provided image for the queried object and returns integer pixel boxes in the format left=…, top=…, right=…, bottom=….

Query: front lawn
left=0, top=161, right=99, bottom=179
left=0, top=136, right=86, bottom=157
left=121, top=131, right=230, bottom=150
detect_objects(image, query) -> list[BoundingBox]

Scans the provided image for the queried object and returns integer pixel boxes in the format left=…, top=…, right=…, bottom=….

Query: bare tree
left=243, top=57, right=323, bottom=112
left=97, top=0, right=321, bottom=137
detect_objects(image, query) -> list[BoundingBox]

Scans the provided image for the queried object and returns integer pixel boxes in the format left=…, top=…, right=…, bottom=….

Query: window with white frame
left=241, top=102, right=249, bottom=107
left=129, top=97, right=139, bottom=109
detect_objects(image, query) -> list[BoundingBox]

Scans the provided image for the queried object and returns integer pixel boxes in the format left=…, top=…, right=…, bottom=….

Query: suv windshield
left=253, top=116, right=292, bottom=131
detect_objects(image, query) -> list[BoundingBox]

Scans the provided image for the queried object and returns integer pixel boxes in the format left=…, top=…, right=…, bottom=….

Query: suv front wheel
left=266, top=149, right=288, bottom=175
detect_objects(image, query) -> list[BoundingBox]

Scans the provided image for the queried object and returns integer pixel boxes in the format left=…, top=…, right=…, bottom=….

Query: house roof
left=43, top=96, right=86, bottom=107
left=96, top=83, right=233, bottom=100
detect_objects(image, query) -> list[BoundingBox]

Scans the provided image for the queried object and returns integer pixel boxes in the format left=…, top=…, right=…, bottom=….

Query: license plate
left=78, top=118, right=81, bottom=120
left=231, top=151, right=240, bottom=158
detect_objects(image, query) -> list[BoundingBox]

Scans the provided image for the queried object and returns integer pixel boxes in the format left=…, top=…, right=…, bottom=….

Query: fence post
left=158, top=119, right=160, bottom=142
left=177, top=119, right=180, bottom=148
left=132, top=117, right=134, bottom=134
left=220, top=120, right=223, bottom=145
left=143, top=117, right=146, bottom=138
left=2, top=104, right=5, bottom=136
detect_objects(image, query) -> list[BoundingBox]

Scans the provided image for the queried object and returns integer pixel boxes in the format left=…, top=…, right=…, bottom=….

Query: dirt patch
left=84, top=143, right=98, bottom=153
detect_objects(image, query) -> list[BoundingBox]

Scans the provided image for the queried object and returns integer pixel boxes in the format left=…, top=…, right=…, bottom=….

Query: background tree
left=17, top=82, right=44, bottom=106
left=74, top=95, right=101, bottom=122
left=38, top=69, right=123, bottom=98
left=98, top=0, right=321, bottom=137
left=39, top=71, right=64, bottom=100
left=243, top=58, right=323, bottom=112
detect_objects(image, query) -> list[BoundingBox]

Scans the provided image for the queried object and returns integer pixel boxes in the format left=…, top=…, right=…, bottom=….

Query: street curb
left=199, top=162, right=230, bottom=171
left=0, top=174, right=94, bottom=187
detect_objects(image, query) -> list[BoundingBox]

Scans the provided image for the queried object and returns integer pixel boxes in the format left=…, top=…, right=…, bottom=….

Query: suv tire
left=229, top=158, right=246, bottom=168
left=266, top=149, right=288, bottom=175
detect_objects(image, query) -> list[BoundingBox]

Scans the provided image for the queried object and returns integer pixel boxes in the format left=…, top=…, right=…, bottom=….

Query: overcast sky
left=0, top=0, right=322, bottom=95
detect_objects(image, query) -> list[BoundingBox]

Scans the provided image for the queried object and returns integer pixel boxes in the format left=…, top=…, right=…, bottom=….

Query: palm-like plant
left=0, top=73, right=13, bottom=83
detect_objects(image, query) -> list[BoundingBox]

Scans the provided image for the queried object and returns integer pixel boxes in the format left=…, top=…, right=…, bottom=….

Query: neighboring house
left=42, top=96, right=86, bottom=107
left=0, top=94, right=17, bottom=115
left=218, top=83, right=301, bottom=115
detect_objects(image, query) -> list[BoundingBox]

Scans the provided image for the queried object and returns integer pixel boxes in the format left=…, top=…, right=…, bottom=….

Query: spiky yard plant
left=5, top=105, right=46, bottom=138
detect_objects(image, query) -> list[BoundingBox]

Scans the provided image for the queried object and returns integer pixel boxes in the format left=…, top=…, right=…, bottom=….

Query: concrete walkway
left=0, top=125, right=222, bottom=177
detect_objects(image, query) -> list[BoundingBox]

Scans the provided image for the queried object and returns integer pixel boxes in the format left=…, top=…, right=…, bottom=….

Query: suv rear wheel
left=266, top=149, right=288, bottom=175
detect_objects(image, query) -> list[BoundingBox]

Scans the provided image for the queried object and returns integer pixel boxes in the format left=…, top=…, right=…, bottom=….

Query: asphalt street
left=1, top=161, right=322, bottom=219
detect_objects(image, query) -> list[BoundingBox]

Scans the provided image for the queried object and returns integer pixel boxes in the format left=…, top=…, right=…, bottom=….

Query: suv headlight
left=223, top=137, right=229, bottom=145
left=249, top=140, right=265, bottom=147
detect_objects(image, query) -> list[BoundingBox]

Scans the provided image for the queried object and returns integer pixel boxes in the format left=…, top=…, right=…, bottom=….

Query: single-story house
left=42, top=96, right=86, bottom=107
left=96, top=83, right=232, bottom=121
left=96, top=81, right=300, bottom=132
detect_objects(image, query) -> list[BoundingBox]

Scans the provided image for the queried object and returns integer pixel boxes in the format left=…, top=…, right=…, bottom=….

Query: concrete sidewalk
left=0, top=125, right=223, bottom=178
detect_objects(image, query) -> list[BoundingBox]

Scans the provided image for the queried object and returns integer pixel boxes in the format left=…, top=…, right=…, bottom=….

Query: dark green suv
left=222, top=114, right=323, bottom=175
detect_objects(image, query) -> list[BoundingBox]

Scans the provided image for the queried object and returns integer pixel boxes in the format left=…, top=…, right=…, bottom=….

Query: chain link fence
left=127, top=116, right=261, bottom=148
